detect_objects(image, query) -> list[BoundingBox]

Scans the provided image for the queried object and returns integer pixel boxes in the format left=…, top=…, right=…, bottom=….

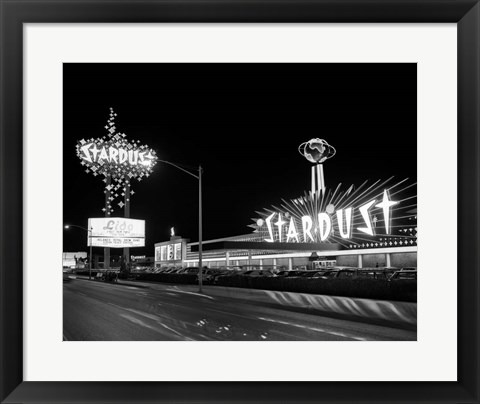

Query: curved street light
left=157, top=159, right=204, bottom=293
left=64, top=224, right=93, bottom=280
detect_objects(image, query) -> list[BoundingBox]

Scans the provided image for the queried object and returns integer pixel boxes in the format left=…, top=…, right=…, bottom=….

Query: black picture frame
left=1, top=1, right=478, bottom=403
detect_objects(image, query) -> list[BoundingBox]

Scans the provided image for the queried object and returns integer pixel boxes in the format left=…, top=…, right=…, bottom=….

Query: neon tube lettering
left=275, top=213, right=286, bottom=242
left=286, top=217, right=299, bottom=242
left=357, top=200, right=376, bottom=236
left=302, top=216, right=314, bottom=242
left=317, top=213, right=332, bottom=241
left=336, top=207, right=353, bottom=239
left=265, top=213, right=276, bottom=242
left=375, top=190, right=398, bottom=234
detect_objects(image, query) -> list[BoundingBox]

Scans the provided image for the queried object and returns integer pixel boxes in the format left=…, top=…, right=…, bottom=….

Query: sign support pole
left=311, top=166, right=316, bottom=197
left=123, top=180, right=131, bottom=264
left=198, top=166, right=203, bottom=293
left=317, top=164, right=325, bottom=194
left=89, top=231, right=93, bottom=280
left=104, top=175, right=111, bottom=269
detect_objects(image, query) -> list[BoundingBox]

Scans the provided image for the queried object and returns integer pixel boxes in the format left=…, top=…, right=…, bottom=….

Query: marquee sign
left=89, top=237, right=145, bottom=248
left=87, top=217, right=145, bottom=248
left=77, top=108, right=158, bottom=215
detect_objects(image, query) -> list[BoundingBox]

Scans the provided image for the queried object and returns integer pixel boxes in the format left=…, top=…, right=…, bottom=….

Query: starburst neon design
left=249, top=177, right=417, bottom=249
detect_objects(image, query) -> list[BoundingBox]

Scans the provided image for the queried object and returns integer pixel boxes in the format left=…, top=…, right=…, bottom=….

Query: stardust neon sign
left=79, top=143, right=155, bottom=167
left=261, top=189, right=398, bottom=243
left=76, top=108, right=158, bottom=215
left=252, top=139, right=415, bottom=247
left=76, top=108, right=157, bottom=181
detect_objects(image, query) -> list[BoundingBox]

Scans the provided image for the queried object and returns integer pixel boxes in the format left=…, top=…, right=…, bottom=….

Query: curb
left=171, top=284, right=417, bottom=327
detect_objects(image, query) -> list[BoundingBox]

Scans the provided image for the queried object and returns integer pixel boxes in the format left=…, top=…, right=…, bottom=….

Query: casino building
left=154, top=139, right=417, bottom=271
left=154, top=219, right=417, bottom=271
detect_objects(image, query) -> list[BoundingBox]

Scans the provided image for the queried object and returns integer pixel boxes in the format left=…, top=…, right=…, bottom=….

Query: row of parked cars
left=150, top=265, right=417, bottom=285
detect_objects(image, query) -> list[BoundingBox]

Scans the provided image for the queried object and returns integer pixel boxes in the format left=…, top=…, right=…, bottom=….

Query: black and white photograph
left=63, top=63, right=417, bottom=341
left=4, top=0, right=480, bottom=401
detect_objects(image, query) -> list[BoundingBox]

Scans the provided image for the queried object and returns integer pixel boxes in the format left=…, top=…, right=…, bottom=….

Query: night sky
left=63, top=63, right=416, bottom=255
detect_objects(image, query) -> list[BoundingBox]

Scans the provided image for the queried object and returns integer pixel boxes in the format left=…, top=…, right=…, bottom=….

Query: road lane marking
left=208, top=308, right=259, bottom=320
left=123, top=309, right=192, bottom=339
left=257, top=317, right=367, bottom=341
left=159, top=322, right=188, bottom=338
left=124, top=308, right=165, bottom=321
left=70, top=291, right=89, bottom=297
left=75, top=279, right=144, bottom=291
left=107, top=303, right=193, bottom=340
left=119, top=313, right=192, bottom=340
left=166, top=287, right=215, bottom=300
left=119, top=314, right=158, bottom=331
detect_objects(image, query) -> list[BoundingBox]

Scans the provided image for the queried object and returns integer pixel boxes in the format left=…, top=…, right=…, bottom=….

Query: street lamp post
left=198, top=166, right=203, bottom=292
left=157, top=160, right=203, bottom=293
left=65, top=224, right=93, bottom=280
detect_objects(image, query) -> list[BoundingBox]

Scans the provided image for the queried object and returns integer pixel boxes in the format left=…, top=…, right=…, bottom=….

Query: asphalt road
left=63, top=279, right=416, bottom=341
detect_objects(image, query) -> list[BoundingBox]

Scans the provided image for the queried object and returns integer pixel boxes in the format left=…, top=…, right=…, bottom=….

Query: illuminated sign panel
left=174, top=243, right=182, bottom=260
left=89, top=217, right=145, bottom=238
left=160, top=246, right=167, bottom=261
left=89, top=237, right=145, bottom=248
left=155, top=242, right=183, bottom=262
left=88, top=217, right=145, bottom=248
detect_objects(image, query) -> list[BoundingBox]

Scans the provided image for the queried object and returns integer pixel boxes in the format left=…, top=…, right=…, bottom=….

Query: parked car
left=182, top=266, right=209, bottom=275
left=321, top=268, right=394, bottom=280
left=388, top=270, right=417, bottom=281
left=240, top=270, right=275, bottom=277
left=174, top=267, right=196, bottom=274
left=371, top=266, right=398, bottom=274
left=274, top=270, right=305, bottom=278
left=213, top=269, right=254, bottom=283
left=194, top=268, right=223, bottom=282
left=355, top=268, right=396, bottom=279
left=169, top=268, right=185, bottom=274
left=211, top=269, right=234, bottom=283
left=62, top=269, right=72, bottom=282
left=153, top=267, right=171, bottom=273
left=160, top=267, right=178, bottom=273
left=103, top=270, right=119, bottom=283
left=299, top=270, right=330, bottom=279
left=331, top=266, right=358, bottom=271
left=281, top=270, right=314, bottom=278
left=321, top=269, right=356, bottom=279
